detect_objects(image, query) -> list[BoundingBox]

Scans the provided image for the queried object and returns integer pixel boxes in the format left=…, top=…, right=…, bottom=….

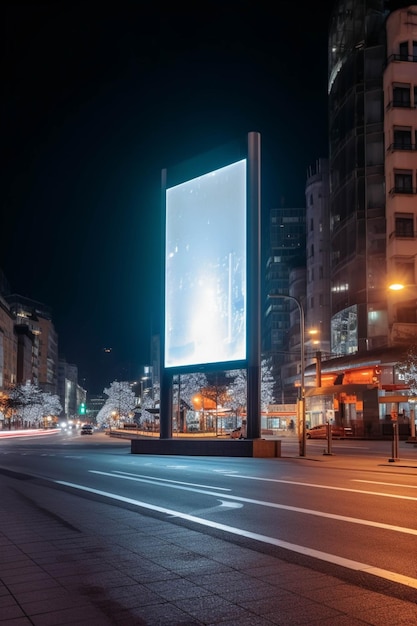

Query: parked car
left=80, top=424, right=93, bottom=435
left=306, top=424, right=352, bottom=439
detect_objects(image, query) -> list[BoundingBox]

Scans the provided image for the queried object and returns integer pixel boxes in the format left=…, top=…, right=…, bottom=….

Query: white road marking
left=113, top=470, right=231, bottom=491
left=353, top=479, right=417, bottom=489
left=88, top=470, right=417, bottom=536
left=56, top=479, right=417, bottom=591
left=228, top=474, right=417, bottom=501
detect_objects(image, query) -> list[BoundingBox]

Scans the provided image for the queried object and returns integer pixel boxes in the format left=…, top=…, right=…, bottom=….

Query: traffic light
left=79, top=402, right=86, bottom=415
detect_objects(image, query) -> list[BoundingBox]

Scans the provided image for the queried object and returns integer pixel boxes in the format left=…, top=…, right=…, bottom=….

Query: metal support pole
left=388, top=421, right=400, bottom=462
left=323, top=421, right=333, bottom=456
left=410, top=406, right=416, bottom=440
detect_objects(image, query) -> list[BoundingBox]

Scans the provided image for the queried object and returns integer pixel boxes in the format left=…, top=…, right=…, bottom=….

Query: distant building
left=58, top=358, right=86, bottom=419
left=263, top=205, right=306, bottom=402
left=5, top=294, right=58, bottom=394
left=0, top=293, right=17, bottom=389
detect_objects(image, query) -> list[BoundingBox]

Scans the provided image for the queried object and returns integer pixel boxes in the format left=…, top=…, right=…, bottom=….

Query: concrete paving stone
left=2, top=569, right=54, bottom=585
left=0, top=543, right=30, bottom=556
left=40, top=561, right=93, bottom=577
left=280, top=573, right=346, bottom=594
left=174, top=594, right=252, bottom=623
left=98, top=585, right=165, bottom=609
left=127, top=566, right=181, bottom=584
left=144, top=578, right=212, bottom=601
left=0, top=603, right=26, bottom=620
left=18, top=542, right=59, bottom=555
left=112, top=603, right=201, bottom=625
left=349, top=600, right=417, bottom=626
left=7, top=588, right=74, bottom=604
left=29, top=605, right=115, bottom=626
left=243, top=563, right=289, bottom=579
left=156, top=558, right=229, bottom=576
left=1, top=617, right=33, bottom=626
left=195, top=569, right=254, bottom=592
left=6, top=578, right=64, bottom=594
left=176, top=558, right=233, bottom=576
left=222, top=581, right=280, bottom=604
left=277, top=600, right=347, bottom=624
left=97, top=590, right=157, bottom=611
left=298, top=581, right=372, bottom=603
left=20, top=593, right=93, bottom=616
left=307, top=616, right=368, bottom=625
left=243, top=590, right=309, bottom=615
left=323, top=591, right=395, bottom=615
left=207, top=617, right=277, bottom=626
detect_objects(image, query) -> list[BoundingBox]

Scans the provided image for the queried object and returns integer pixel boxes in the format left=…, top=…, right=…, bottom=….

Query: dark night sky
left=2, top=0, right=335, bottom=393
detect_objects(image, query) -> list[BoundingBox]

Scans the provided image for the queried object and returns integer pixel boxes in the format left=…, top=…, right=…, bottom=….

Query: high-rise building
left=5, top=294, right=58, bottom=394
left=328, top=0, right=388, bottom=355
left=305, top=159, right=331, bottom=359
left=263, top=205, right=306, bottom=402
left=384, top=4, right=417, bottom=342
left=271, top=2, right=417, bottom=437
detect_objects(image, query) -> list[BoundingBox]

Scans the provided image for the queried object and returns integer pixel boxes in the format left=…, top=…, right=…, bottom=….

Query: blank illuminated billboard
left=164, top=159, right=247, bottom=369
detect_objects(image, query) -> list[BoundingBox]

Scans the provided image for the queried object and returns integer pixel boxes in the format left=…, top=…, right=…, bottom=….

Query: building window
left=311, top=244, right=314, bottom=257
left=414, top=86, right=417, bottom=107
left=399, top=41, right=408, bottom=60
left=395, top=261, right=415, bottom=285
left=393, top=85, right=411, bottom=107
left=310, top=218, right=314, bottom=231
left=394, top=171, right=413, bottom=193
left=395, top=215, right=414, bottom=237
left=413, top=41, right=417, bottom=61
left=393, top=128, right=412, bottom=149
left=397, top=306, right=417, bottom=324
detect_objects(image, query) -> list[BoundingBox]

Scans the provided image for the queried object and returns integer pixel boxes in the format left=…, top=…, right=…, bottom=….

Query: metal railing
left=389, top=186, right=417, bottom=195
left=389, top=229, right=417, bottom=240
left=385, top=100, right=413, bottom=110
left=387, top=142, right=416, bottom=152
left=386, top=53, right=417, bottom=65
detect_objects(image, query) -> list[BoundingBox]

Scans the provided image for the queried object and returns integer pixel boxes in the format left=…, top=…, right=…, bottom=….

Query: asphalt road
left=1, top=429, right=417, bottom=602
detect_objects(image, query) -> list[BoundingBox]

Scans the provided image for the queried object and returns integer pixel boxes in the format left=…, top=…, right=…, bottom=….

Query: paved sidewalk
left=1, top=450, right=417, bottom=625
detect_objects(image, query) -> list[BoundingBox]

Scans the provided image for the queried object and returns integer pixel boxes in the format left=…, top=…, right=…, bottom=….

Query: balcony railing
left=389, top=186, right=417, bottom=195
left=389, top=230, right=417, bottom=240
left=386, top=53, right=417, bottom=65
left=385, top=100, right=414, bottom=110
left=387, top=142, right=416, bottom=152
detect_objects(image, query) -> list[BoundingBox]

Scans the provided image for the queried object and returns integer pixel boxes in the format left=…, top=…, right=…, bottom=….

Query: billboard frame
left=160, top=132, right=261, bottom=440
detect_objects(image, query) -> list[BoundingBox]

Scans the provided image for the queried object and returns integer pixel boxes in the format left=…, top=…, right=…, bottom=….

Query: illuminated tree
left=224, top=369, right=246, bottom=416
left=174, top=372, right=208, bottom=408
left=225, top=360, right=275, bottom=414
left=96, top=380, right=137, bottom=428
left=396, top=345, right=417, bottom=395
left=3, top=382, right=62, bottom=428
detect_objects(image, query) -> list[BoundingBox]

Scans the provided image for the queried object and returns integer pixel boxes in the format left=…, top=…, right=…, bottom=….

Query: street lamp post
left=268, top=294, right=306, bottom=456
left=388, top=281, right=417, bottom=441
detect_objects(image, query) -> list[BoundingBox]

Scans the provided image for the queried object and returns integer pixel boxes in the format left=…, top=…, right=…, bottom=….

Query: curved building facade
left=328, top=0, right=388, bottom=355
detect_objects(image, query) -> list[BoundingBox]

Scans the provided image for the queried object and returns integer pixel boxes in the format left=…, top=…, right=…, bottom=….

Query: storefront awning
left=305, top=384, right=378, bottom=397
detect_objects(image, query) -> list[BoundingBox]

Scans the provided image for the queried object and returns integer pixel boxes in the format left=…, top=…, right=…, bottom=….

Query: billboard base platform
left=130, top=438, right=281, bottom=458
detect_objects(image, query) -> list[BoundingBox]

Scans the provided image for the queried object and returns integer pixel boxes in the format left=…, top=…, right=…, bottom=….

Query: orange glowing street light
left=388, top=283, right=405, bottom=291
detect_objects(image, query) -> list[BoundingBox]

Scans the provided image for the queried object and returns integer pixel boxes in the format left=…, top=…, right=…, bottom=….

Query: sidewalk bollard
left=388, top=421, right=400, bottom=462
left=323, top=421, right=333, bottom=456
